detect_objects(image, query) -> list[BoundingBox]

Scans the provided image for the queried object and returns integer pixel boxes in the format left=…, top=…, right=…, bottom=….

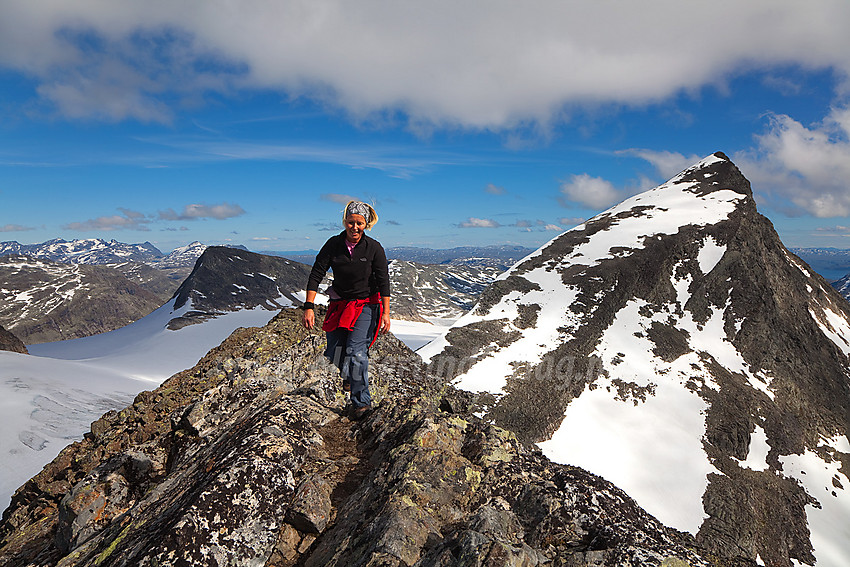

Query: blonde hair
left=343, top=200, right=378, bottom=230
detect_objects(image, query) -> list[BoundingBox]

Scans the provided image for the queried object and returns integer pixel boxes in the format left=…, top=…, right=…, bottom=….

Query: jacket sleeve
left=373, top=242, right=391, bottom=297
left=307, top=237, right=335, bottom=292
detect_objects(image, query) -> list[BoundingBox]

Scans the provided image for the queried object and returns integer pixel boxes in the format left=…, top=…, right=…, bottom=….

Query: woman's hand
left=380, top=311, right=391, bottom=334
left=302, top=308, right=315, bottom=330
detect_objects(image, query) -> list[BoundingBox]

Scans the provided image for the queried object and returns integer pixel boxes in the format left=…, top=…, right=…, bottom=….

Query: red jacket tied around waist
left=322, top=293, right=383, bottom=347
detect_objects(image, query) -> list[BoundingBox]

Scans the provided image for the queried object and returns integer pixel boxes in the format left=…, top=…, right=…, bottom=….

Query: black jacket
left=307, top=232, right=391, bottom=300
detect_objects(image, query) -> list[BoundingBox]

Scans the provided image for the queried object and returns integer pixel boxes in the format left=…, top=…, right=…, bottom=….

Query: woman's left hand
left=380, top=311, right=391, bottom=333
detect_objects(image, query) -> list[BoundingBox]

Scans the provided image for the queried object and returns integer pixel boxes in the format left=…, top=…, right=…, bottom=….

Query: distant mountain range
left=0, top=240, right=209, bottom=343
left=269, top=244, right=534, bottom=268
left=1, top=238, right=517, bottom=343
left=389, top=259, right=503, bottom=321
left=788, top=247, right=850, bottom=281
left=0, top=238, right=207, bottom=280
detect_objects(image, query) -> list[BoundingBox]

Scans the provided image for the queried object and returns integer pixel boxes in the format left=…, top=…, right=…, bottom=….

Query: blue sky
left=2, top=1, right=850, bottom=253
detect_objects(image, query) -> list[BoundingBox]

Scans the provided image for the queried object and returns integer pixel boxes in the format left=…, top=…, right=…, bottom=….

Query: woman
left=302, top=201, right=391, bottom=420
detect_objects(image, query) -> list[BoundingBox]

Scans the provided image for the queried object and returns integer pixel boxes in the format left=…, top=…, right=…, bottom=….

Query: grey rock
left=287, top=475, right=332, bottom=534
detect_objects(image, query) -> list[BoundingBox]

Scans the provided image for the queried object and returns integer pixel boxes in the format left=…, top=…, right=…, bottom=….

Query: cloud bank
left=2, top=1, right=849, bottom=128
left=0, top=224, right=35, bottom=232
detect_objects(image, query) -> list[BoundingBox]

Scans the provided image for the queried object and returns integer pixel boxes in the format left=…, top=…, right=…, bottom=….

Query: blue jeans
left=324, top=303, right=378, bottom=409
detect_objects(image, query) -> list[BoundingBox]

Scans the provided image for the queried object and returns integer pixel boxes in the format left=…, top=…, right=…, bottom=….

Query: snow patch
left=697, top=236, right=726, bottom=275
left=809, top=304, right=850, bottom=357
left=779, top=436, right=850, bottom=567
left=737, top=424, right=770, bottom=472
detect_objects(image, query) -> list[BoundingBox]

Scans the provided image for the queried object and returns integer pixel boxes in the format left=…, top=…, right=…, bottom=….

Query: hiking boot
left=351, top=405, right=372, bottom=421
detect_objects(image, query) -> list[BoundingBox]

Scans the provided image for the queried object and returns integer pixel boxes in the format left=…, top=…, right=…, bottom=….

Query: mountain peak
left=420, top=153, right=850, bottom=566
left=168, top=246, right=311, bottom=328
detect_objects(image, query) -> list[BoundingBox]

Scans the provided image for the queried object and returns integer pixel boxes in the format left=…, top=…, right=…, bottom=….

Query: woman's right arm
left=303, top=237, right=335, bottom=329
left=302, top=290, right=317, bottom=329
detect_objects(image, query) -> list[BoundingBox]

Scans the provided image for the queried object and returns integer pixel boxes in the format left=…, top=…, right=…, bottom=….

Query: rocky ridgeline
left=0, top=308, right=749, bottom=567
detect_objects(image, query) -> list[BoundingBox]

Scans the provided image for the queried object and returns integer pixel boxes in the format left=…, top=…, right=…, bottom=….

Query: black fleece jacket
left=306, top=232, right=391, bottom=300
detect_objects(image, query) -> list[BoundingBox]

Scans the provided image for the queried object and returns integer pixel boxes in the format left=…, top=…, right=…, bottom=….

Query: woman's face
left=345, top=213, right=366, bottom=243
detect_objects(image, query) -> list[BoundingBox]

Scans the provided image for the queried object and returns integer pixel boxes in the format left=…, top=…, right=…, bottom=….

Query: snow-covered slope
left=153, top=241, right=206, bottom=269
left=420, top=153, right=850, bottom=567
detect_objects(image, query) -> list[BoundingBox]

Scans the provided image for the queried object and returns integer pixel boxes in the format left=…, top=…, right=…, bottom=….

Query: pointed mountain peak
left=665, top=151, right=752, bottom=198
left=420, top=153, right=850, bottom=566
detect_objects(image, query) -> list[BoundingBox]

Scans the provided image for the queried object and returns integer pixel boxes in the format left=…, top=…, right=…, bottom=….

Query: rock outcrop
left=0, top=308, right=751, bottom=566
left=0, top=324, right=27, bottom=354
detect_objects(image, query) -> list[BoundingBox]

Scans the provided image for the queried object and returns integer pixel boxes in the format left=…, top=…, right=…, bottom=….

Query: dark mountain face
left=167, top=246, right=313, bottom=329
left=0, top=256, right=169, bottom=344
left=420, top=153, right=850, bottom=567
left=0, top=309, right=748, bottom=567
left=0, top=324, right=27, bottom=354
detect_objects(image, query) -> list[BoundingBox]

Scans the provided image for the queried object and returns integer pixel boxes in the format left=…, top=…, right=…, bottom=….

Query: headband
left=346, top=201, right=372, bottom=223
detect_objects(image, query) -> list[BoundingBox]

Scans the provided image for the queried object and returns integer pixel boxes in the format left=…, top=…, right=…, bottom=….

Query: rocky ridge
left=419, top=153, right=850, bottom=566
left=0, top=308, right=752, bottom=567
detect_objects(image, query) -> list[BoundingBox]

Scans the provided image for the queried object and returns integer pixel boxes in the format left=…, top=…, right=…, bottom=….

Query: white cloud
left=559, top=217, right=585, bottom=227
left=0, top=224, right=35, bottom=232
left=559, top=173, right=626, bottom=209
left=735, top=106, right=850, bottom=217
left=2, top=1, right=850, bottom=128
left=485, top=184, right=507, bottom=195
left=620, top=149, right=703, bottom=180
left=321, top=193, right=357, bottom=205
left=458, top=217, right=501, bottom=228
left=64, top=209, right=150, bottom=231
left=158, top=202, right=245, bottom=221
